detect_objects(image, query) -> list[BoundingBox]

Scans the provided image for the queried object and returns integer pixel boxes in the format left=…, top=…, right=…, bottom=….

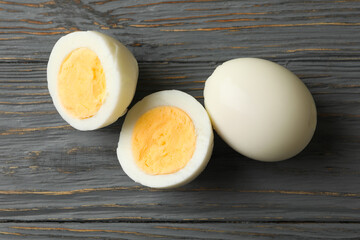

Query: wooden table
left=1, top=0, right=359, bottom=239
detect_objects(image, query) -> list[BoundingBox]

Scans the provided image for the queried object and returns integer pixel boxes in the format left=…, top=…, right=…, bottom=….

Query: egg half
left=117, top=90, right=214, bottom=188
left=204, top=58, right=317, bottom=162
left=47, top=31, right=138, bottom=130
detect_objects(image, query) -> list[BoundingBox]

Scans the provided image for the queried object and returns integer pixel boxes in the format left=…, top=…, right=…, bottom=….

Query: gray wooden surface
left=1, top=0, right=360, bottom=239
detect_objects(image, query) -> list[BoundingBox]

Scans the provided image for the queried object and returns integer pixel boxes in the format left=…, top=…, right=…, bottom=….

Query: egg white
left=204, top=58, right=317, bottom=162
left=117, top=90, right=214, bottom=189
left=47, top=31, right=138, bottom=130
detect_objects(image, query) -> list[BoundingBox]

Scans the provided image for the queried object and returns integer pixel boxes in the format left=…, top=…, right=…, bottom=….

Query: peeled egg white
left=204, top=58, right=317, bottom=162
left=117, top=90, right=214, bottom=189
left=47, top=31, right=138, bottom=130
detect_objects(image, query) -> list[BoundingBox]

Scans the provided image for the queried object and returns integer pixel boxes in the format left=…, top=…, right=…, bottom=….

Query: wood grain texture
left=1, top=0, right=360, bottom=239
left=0, top=0, right=359, bottom=62
left=1, top=222, right=360, bottom=239
left=0, top=62, right=359, bottom=224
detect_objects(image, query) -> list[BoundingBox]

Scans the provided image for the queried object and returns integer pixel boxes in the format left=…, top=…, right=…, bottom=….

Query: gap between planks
left=1, top=58, right=360, bottom=65
left=0, top=187, right=360, bottom=197
left=1, top=219, right=360, bottom=224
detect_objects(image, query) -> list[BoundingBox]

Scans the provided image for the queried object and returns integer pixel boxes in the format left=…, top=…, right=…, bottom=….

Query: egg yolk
left=58, top=48, right=106, bottom=119
left=132, top=106, right=196, bottom=175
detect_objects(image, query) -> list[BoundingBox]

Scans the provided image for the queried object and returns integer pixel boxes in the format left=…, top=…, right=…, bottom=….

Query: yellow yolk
left=58, top=47, right=106, bottom=119
left=132, top=106, right=196, bottom=175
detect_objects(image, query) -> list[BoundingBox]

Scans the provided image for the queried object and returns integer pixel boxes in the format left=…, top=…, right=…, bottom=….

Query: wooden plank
left=0, top=61, right=359, bottom=222
left=1, top=0, right=360, bottom=238
left=0, top=222, right=359, bottom=239
left=0, top=0, right=359, bottom=62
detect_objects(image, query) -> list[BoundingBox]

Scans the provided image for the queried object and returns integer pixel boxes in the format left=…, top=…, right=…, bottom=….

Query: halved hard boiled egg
left=117, top=90, right=214, bottom=188
left=47, top=31, right=138, bottom=130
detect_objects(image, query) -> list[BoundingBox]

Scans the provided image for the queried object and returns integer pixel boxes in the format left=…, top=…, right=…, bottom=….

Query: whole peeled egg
left=204, top=58, right=317, bottom=162
left=47, top=31, right=138, bottom=130
left=117, top=90, right=214, bottom=188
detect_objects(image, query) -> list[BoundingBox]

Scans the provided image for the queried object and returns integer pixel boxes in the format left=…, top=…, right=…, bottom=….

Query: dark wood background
left=1, top=0, right=360, bottom=239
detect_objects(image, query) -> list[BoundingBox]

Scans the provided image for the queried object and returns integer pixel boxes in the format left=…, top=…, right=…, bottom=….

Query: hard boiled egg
left=117, top=90, right=214, bottom=188
left=204, top=58, right=317, bottom=162
left=47, top=31, right=138, bottom=130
